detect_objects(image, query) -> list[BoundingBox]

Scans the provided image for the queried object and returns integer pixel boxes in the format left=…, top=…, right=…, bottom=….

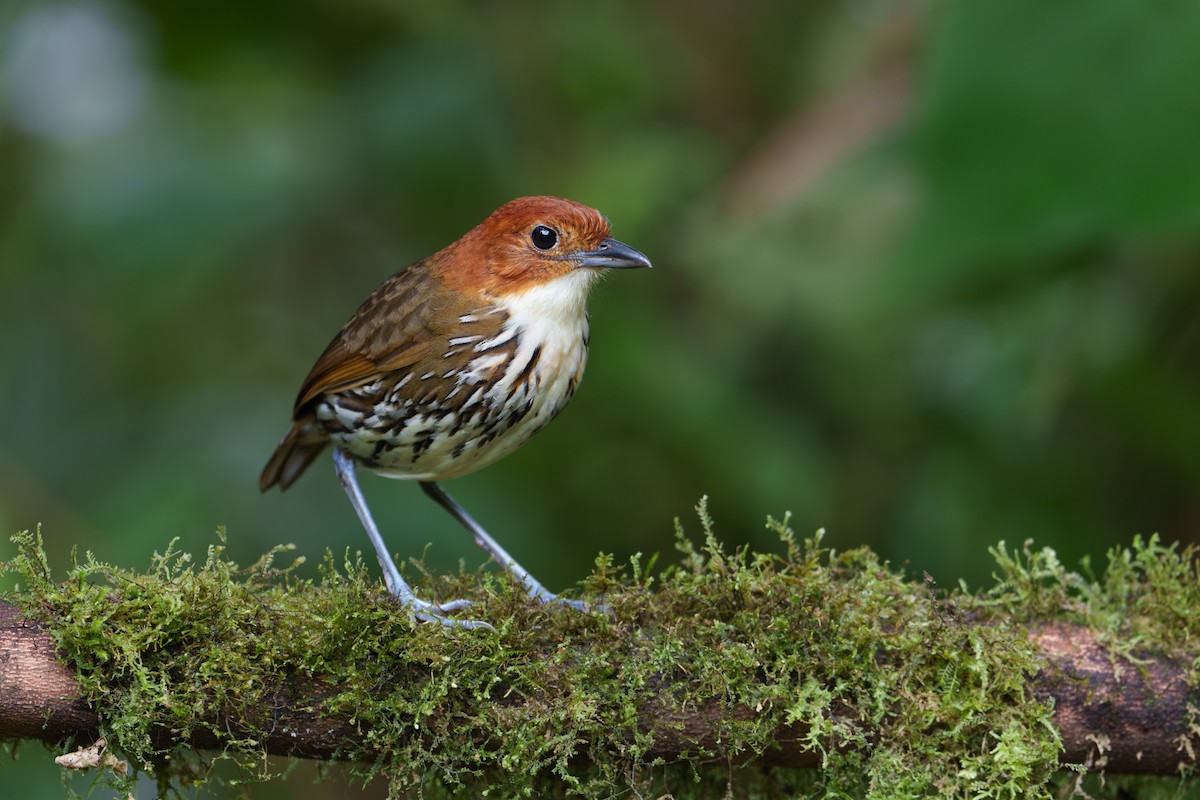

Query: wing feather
left=292, top=260, right=444, bottom=413
left=262, top=257, right=505, bottom=492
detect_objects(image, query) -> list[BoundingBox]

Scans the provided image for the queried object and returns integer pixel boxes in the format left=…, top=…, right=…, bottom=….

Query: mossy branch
left=0, top=604, right=1194, bottom=774
left=1, top=509, right=1198, bottom=798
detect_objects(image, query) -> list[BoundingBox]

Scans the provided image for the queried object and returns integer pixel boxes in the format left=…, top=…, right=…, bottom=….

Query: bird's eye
left=530, top=225, right=558, bottom=251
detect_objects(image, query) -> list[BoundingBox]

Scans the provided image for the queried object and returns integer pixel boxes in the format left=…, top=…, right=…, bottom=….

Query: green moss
left=2, top=504, right=1197, bottom=799
left=972, top=535, right=1200, bottom=673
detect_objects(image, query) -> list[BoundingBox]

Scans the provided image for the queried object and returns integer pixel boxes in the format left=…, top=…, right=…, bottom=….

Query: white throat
left=499, top=268, right=598, bottom=329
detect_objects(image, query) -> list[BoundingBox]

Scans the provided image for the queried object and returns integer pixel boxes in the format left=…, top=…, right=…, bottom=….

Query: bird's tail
left=258, top=420, right=328, bottom=492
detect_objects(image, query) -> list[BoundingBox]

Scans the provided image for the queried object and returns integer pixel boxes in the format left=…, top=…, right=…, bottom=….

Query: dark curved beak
left=576, top=237, right=652, bottom=270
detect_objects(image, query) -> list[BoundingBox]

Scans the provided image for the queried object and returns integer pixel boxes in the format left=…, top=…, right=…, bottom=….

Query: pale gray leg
left=420, top=480, right=597, bottom=612
left=333, top=449, right=491, bottom=630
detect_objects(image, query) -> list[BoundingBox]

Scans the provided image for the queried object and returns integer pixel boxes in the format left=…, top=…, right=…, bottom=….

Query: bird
left=259, top=196, right=651, bottom=628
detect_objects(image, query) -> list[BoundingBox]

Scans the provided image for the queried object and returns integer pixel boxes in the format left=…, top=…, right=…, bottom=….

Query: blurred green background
left=3, top=0, right=1199, bottom=796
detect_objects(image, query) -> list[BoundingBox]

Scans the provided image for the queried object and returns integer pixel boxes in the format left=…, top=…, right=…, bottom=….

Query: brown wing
left=260, top=259, right=475, bottom=492
left=294, top=260, right=446, bottom=410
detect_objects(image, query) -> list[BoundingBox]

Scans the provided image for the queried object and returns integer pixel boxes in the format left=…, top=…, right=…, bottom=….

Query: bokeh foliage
left=2, top=0, right=1199, bottom=797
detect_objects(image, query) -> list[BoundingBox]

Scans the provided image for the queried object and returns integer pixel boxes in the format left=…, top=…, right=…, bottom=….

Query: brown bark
left=1032, top=622, right=1196, bottom=774
left=0, top=602, right=1194, bottom=775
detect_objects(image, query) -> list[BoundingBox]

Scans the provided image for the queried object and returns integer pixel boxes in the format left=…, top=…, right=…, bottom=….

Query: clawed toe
left=427, top=597, right=474, bottom=613
left=540, top=594, right=612, bottom=615
left=561, top=597, right=612, bottom=615
left=387, top=590, right=492, bottom=630
left=414, top=609, right=495, bottom=631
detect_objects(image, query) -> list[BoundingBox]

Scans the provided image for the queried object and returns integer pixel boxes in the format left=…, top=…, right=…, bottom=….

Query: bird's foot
left=530, top=588, right=611, bottom=616
left=408, top=596, right=474, bottom=613
left=394, top=591, right=494, bottom=631
left=412, top=607, right=495, bottom=631
left=555, top=596, right=612, bottom=615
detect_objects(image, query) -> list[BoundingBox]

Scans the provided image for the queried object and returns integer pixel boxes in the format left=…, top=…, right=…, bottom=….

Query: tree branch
left=1, top=601, right=1193, bottom=775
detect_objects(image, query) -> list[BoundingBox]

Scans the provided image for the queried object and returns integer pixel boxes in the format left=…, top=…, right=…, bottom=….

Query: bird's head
left=433, top=196, right=651, bottom=300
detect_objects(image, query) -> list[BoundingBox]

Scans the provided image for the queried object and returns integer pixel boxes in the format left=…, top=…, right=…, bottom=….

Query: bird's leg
left=332, top=449, right=491, bottom=629
left=419, top=481, right=599, bottom=612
